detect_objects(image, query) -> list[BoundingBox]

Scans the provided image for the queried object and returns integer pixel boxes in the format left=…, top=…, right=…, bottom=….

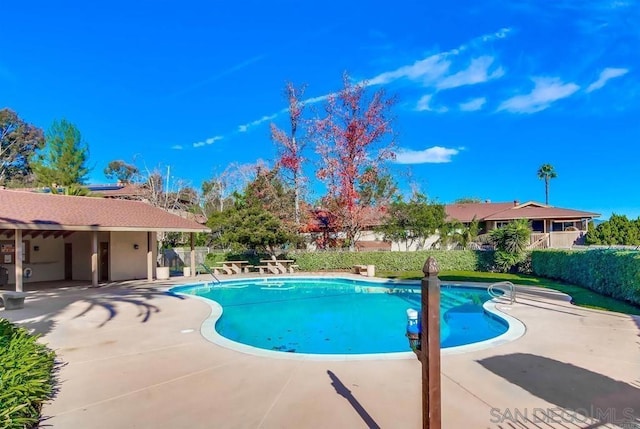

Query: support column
left=147, top=231, right=153, bottom=282
left=420, top=256, right=441, bottom=429
left=190, top=233, right=196, bottom=278
left=15, top=229, right=23, bottom=292
left=91, top=231, right=98, bottom=287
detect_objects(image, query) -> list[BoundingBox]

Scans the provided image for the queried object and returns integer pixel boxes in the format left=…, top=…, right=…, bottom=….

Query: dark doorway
left=99, top=242, right=109, bottom=281
left=64, top=243, right=72, bottom=280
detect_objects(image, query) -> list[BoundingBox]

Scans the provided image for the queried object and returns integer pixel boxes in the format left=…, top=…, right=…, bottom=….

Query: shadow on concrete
left=327, top=370, right=381, bottom=429
left=1, top=283, right=185, bottom=336
left=478, top=353, right=640, bottom=427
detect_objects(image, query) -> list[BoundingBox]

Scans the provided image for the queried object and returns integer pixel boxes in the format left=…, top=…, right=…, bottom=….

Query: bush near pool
left=0, top=319, right=57, bottom=429
left=531, top=249, right=640, bottom=306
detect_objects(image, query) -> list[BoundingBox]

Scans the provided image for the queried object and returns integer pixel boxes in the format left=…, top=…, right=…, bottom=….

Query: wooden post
left=15, top=229, right=23, bottom=292
left=146, top=231, right=154, bottom=282
left=421, top=256, right=441, bottom=429
left=91, top=231, right=98, bottom=287
left=190, top=233, right=196, bottom=278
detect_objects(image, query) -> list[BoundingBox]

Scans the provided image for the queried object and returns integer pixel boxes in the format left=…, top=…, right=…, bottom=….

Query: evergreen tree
left=31, top=119, right=90, bottom=187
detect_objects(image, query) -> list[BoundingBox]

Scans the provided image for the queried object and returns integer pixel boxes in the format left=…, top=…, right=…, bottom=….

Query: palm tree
left=537, top=164, right=557, bottom=205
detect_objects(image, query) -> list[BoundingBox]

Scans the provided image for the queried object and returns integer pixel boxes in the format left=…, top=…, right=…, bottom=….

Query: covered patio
left=0, top=188, right=209, bottom=292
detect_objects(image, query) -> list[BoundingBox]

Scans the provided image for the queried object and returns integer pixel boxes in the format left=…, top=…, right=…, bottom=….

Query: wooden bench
left=255, top=265, right=273, bottom=275
left=212, top=266, right=233, bottom=276
left=1, top=291, right=28, bottom=310
left=242, top=265, right=254, bottom=273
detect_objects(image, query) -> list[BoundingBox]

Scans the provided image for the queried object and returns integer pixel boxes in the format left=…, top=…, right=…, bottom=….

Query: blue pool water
left=172, top=277, right=508, bottom=355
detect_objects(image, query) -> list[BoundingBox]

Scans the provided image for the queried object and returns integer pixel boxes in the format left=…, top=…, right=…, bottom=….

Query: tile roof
left=446, top=201, right=599, bottom=222
left=0, top=189, right=210, bottom=232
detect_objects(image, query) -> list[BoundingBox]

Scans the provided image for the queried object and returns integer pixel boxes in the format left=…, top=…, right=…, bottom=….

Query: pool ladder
left=488, top=281, right=516, bottom=304
left=198, top=263, right=221, bottom=285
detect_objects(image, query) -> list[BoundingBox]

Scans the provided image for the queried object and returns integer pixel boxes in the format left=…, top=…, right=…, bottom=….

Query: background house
left=316, top=200, right=600, bottom=251
left=446, top=200, right=599, bottom=249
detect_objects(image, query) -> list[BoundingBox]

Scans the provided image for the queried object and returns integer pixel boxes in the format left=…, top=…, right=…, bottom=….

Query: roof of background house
left=89, top=183, right=149, bottom=198
left=446, top=201, right=600, bottom=222
left=0, top=188, right=210, bottom=232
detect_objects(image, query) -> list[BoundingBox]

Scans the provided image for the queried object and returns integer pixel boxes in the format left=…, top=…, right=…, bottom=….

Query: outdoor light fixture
left=406, top=308, right=421, bottom=355
left=133, top=244, right=139, bottom=250
left=33, top=246, right=40, bottom=252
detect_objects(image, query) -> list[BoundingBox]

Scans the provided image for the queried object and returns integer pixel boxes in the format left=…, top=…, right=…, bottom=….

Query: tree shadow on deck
left=478, top=353, right=640, bottom=428
left=1, top=282, right=185, bottom=336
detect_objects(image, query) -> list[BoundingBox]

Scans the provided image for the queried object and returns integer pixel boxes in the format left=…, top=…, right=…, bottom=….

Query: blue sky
left=2, top=0, right=639, bottom=219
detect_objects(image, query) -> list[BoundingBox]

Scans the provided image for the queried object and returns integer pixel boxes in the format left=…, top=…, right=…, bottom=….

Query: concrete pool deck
left=2, top=274, right=639, bottom=428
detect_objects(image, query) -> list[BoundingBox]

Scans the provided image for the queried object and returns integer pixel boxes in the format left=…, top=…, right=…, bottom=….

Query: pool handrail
left=488, top=281, right=516, bottom=304
left=199, top=263, right=221, bottom=284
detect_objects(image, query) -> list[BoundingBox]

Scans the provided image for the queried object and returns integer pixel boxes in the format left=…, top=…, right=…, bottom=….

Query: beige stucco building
left=0, top=189, right=209, bottom=291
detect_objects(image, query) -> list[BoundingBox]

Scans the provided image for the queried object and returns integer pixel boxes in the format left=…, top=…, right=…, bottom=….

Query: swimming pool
left=172, top=277, right=517, bottom=357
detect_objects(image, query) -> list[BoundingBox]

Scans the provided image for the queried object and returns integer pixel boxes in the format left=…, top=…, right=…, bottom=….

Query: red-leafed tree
left=313, top=73, right=396, bottom=248
left=271, top=82, right=307, bottom=225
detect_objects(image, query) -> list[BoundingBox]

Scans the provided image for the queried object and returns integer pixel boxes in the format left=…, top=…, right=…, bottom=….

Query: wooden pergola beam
left=0, top=229, right=15, bottom=238
left=23, top=230, right=43, bottom=239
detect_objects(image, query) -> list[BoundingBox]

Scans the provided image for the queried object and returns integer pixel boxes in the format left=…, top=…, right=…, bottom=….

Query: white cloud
left=171, top=145, right=183, bottom=150
left=437, top=56, right=505, bottom=90
left=481, top=27, right=511, bottom=41
left=498, top=77, right=580, bottom=113
left=238, top=114, right=278, bottom=133
left=415, top=94, right=448, bottom=112
left=367, top=28, right=510, bottom=88
left=193, top=135, right=223, bottom=148
left=459, top=97, right=487, bottom=111
left=394, top=146, right=460, bottom=164
left=586, top=67, right=629, bottom=93
left=368, top=53, right=452, bottom=87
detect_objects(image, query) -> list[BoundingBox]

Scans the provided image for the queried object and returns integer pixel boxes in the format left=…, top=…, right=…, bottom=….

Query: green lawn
left=377, top=270, right=640, bottom=316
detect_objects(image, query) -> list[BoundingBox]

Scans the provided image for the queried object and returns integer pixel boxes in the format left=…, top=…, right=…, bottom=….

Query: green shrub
left=531, top=249, right=640, bottom=305
left=0, top=319, right=57, bottom=429
left=205, top=252, right=228, bottom=264
left=288, top=250, right=494, bottom=272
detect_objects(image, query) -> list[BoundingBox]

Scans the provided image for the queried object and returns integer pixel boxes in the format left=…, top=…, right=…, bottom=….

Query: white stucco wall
left=24, top=235, right=65, bottom=283
left=109, top=231, right=151, bottom=281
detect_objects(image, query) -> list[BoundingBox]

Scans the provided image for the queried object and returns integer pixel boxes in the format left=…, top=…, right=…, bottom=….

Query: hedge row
left=531, top=249, right=640, bottom=305
left=289, top=250, right=495, bottom=272
left=0, top=319, right=57, bottom=429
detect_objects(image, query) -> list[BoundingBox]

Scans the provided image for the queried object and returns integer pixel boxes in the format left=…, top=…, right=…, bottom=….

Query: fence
left=159, top=247, right=211, bottom=270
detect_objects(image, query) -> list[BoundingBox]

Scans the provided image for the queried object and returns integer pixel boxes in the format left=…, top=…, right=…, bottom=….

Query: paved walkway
left=2, top=275, right=639, bottom=428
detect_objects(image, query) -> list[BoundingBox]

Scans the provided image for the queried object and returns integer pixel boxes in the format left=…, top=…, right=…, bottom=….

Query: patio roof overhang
left=0, top=222, right=210, bottom=233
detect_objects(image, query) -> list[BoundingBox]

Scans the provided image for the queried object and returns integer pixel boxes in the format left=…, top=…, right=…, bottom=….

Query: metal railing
left=198, top=263, right=221, bottom=284
left=488, top=281, right=516, bottom=304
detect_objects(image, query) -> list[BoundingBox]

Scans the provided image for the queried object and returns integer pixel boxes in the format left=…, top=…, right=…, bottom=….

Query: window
left=552, top=222, right=578, bottom=232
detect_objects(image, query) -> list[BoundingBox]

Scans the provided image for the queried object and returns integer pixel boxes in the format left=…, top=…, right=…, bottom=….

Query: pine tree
left=31, top=119, right=90, bottom=187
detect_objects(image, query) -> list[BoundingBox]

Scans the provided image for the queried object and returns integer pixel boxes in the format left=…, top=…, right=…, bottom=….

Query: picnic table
left=258, top=259, right=297, bottom=274
left=214, top=260, right=251, bottom=275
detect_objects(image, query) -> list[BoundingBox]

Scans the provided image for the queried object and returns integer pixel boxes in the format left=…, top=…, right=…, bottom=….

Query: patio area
left=2, top=275, right=639, bottom=428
